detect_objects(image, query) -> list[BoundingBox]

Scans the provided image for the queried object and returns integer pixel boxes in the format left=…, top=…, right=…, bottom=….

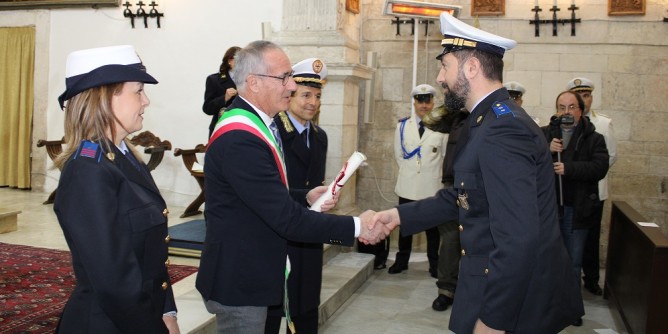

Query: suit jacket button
left=461, top=249, right=466, bottom=256
left=458, top=225, right=463, bottom=231
left=165, top=235, right=171, bottom=243
left=161, top=282, right=168, bottom=290
left=484, top=268, right=489, bottom=274
left=162, top=208, right=169, bottom=217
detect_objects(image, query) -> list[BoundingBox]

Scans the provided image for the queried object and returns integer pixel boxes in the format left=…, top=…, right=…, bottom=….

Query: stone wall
left=354, top=0, right=668, bottom=254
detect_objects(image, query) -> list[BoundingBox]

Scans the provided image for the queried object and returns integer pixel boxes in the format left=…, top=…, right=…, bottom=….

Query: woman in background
left=202, top=46, right=241, bottom=138
left=54, top=45, right=179, bottom=334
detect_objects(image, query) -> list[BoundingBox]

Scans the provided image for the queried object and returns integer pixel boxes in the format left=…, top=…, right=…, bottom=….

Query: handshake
left=306, top=186, right=402, bottom=246
left=357, top=209, right=402, bottom=245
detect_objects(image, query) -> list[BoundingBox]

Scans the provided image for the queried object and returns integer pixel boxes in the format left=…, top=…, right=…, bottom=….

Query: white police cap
left=566, top=77, right=594, bottom=92
left=411, top=84, right=437, bottom=97
left=503, top=81, right=526, bottom=95
left=437, top=12, right=516, bottom=59
left=58, top=45, right=157, bottom=109
left=292, top=58, right=327, bottom=88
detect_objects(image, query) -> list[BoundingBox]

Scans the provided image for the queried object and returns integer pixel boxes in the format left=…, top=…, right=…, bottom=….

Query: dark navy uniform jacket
left=196, top=97, right=355, bottom=307
left=397, top=88, right=584, bottom=333
left=269, top=111, right=328, bottom=317
left=54, top=141, right=175, bottom=334
left=202, top=72, right=236, bottom=138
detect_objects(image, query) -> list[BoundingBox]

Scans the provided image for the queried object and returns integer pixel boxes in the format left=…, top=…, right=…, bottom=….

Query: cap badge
left=312, top=59, right=324, bottom=74
left=574, top=79, right=582, bottom=86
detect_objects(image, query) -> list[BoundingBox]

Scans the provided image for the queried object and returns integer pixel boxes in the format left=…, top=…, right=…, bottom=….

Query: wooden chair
left=173, top=144, right=207, bottom=218
left=128, top=131, right=172, bottom=171
left=36, top=138, right=64, bottom=204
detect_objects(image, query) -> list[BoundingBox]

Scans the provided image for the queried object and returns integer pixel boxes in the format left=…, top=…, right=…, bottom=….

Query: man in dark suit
left=265, top=57, right=329, bottom=334
left=196, top=41, right=388, bottom=334
left=372, top=13, right=584, bottom=333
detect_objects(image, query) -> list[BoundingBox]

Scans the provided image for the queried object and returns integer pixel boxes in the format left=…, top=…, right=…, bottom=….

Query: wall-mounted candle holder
left=123, top=1, right=164, bottom=29
left=529, top=3, right=580, bottom=37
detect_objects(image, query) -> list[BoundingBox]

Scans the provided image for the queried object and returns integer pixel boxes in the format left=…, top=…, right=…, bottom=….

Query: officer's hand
left=550, top=138, right=563, bottom=153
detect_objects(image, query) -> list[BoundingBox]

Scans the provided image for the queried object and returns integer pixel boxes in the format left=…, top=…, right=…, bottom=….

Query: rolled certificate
left=310, top=151, right=367, bottom=212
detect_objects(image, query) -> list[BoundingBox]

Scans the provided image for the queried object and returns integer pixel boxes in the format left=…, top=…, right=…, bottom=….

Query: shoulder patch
left=74, top=140, right=103, bottom=163
left=398, top=116, right=409, bottom=123
left=277, top=111, right=295, bottom=133
left=492, top=102, right=515, bottom=118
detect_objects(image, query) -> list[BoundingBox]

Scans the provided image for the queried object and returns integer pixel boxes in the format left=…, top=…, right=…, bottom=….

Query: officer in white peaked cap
left=372, top=12, right=584, bottom=334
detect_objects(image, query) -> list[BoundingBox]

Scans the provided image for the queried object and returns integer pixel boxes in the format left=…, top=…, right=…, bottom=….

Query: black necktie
left=418, top=121, right=425, bottom=138
left=301, top=130, right=309, bottom=148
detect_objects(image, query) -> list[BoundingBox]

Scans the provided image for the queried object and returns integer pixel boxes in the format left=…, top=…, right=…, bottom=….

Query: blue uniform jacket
left=397, top=88, right=584, bottom=333
left=54, top=141, right=175, bottom=334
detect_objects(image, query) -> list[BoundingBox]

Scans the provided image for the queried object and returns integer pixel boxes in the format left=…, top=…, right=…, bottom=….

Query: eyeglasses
left=557, top=104, right=579, bottom=112
left=252, top=71, right=294, bottom=86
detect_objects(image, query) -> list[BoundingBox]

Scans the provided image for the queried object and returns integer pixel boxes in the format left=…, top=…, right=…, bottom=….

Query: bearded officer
left=371, top=13, right=584, bottom=333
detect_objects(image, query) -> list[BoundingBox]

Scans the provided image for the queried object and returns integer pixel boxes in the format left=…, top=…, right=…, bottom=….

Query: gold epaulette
left=277, top=111, right=295, bottom=133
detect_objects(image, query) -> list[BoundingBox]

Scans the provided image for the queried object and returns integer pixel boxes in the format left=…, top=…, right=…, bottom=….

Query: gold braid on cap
left=294, top=77, right=327, bottom=85
left=441, top=38, right=478, bottom=48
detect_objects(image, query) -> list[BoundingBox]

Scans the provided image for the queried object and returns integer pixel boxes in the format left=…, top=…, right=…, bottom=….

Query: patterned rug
left=0, top=242, right=198, bottom=333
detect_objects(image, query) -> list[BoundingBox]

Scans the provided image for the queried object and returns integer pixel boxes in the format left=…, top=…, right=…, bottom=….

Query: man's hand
left=358, top=210, right=391, bottom=245
left=224, top=87, right=237, bottom=103
left=306, top=185, right=339, bottom=212
left=550, top=138, right=563, bottom=154
left=370, top=208, right=401, bottom=232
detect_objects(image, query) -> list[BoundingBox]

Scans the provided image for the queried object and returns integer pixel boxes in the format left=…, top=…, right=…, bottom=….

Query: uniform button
left=484, top=268, right=489, bottom=274
left=305, top=181, right=310, bottom=186
left=161, top=282, right=168, bottom=290
left=164, top=235, right=171, bottom=243
left=165, top=259, right=170, bottom=267
left=458, top=225, right=463, bottom=232
left=162, top=208, right=169, bottom=217
left=461, top=249, right=466, bottom=256
left=460, top=181, right=464, bottom=187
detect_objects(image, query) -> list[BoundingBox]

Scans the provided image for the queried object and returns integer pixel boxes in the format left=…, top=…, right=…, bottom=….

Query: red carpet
left=0, top=242, right=198, bottom=333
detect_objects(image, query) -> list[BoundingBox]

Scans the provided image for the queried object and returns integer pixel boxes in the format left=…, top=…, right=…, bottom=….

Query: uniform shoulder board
left=492, top=102, right=515, bottom=118
left=398, top=116, right=409, bottom=123
left=277, top=111, right=295, bottom=133
left=74, top=140, right=103, bottom=163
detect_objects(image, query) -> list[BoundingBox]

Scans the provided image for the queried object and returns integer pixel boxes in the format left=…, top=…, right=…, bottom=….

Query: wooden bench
left=129, top=130, right=172, bottom=171
left=173, top=144, right=207, bottom=218
left=36, top=138, right=64, bottom=204
left=0, top=208, right=21, bottom=234
left=37, top=131, right=172, bottom=205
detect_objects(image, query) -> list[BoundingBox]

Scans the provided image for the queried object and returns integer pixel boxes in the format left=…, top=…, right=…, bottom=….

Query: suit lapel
left=114, top=146, right=161, bottom=197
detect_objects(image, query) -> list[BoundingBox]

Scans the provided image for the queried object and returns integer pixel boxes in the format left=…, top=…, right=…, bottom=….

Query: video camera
left=549, top=114, right=575, bottom=127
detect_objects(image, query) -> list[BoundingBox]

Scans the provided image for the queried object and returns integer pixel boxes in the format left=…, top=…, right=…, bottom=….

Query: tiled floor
left=0, top=187, right=629, bottom=333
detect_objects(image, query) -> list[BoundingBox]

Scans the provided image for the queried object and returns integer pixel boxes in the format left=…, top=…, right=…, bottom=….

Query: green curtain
left=0, top=26, right=35, bottom=189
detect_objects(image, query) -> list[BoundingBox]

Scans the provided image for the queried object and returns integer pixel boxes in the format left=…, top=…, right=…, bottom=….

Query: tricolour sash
left=209, top=108, right=288, bottom=187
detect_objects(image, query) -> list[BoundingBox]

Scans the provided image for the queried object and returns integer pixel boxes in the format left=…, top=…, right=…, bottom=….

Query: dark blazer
left=54, top=141, right=175, bottom=334
left=541, top=117, right=609, bottom=229
left=270, top=111, right=328, bottom=316
left=202, top=72, right=236, bottom=138
left=196, top=97, right=355, bottom=307
left=397, top=88, right=584, bottom=333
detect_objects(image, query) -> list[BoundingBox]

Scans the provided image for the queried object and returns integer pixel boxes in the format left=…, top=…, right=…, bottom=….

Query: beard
left=442, top=70, right=469, bottom=112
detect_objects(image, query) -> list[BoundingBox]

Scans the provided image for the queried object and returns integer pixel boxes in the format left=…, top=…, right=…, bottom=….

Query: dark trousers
left=582, top=200, right=604, bottom=285
left=358, top=236, right=389, bottom=267
left=395, top=197, right=440, bottom=269
left=435, top=219, right=460, bottom=297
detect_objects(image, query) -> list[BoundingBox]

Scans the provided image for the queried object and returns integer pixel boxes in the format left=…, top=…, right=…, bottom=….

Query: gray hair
left=232, top=40, right=280, bottom=93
